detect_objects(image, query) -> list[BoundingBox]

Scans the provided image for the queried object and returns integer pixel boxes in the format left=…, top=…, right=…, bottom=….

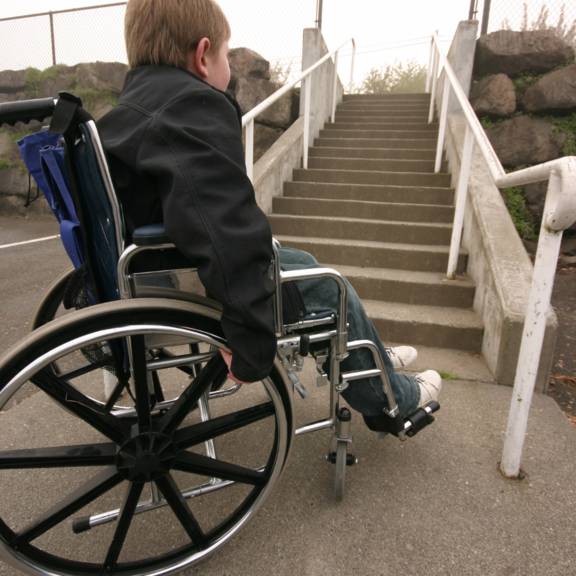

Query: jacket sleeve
left=137, top=89, right=277, bottom=382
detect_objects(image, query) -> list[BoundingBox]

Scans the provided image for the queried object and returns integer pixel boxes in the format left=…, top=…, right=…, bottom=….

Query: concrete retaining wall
left=444, top=114, right=557, bottom=392
left=253, top=28, right=343, bottom=213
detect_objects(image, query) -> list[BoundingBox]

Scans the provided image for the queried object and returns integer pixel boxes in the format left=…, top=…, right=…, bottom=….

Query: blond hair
left=125, top=0, right=231, bottom=69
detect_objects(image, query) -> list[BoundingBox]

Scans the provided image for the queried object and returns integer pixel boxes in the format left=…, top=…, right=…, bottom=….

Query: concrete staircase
left=269, top=92, right=485, bottom=363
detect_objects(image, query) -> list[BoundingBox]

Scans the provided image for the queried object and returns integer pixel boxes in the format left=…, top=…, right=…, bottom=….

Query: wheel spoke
left=31, top=369, right=129, bottom=444
left=174, top=401, right=275, bottom=451
left=102, top=482, right=144, bottom=572
left=131, top=335, right=152, bottom=433
left=154, top=473, right=206, bottom=549
left=10, top=467, right=122, bottom=546
left=159, top=356, right=228, bottom=436
left=0, top=442, right=117, bottom=469
left=173, top=450, right=267, bottom=486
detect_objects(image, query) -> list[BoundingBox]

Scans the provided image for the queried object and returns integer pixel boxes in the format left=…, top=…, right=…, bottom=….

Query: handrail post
left=434, top=75, right=450, bottom=173
left=500, top=171, right=564, bottom=478
left=349, top=40, right=356, bottom=94
left=303, top=76, right=312, bottom=169
left=428, top=47, right=439, bottom=124
left=245, top=119, right=254, bottom=182
left=331, top=50, right=339, bottom=123
left=425, top=37, right=434, bottom=93
left=446, top=124, right=474, bottom=279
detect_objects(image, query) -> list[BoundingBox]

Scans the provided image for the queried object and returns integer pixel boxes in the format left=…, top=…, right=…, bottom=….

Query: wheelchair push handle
left=0, top=97, right=57, bottom=127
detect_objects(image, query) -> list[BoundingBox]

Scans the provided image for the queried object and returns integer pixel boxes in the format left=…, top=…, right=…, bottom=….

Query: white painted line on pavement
left=0, top=235, right=61, bottom=250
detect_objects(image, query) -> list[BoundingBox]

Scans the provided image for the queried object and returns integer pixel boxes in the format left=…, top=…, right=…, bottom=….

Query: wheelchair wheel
left=334, top=441, right=347, bottom=502
left=29, top=267, right=74, bottom=331
left=0, top=299, right=294, bottom=576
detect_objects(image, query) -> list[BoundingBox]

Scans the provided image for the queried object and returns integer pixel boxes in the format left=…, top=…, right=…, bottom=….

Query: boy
left=98, top=0, right=441, bottom=425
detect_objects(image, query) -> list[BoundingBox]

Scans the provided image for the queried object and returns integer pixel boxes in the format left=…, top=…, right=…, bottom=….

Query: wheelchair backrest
left=1, top=94, right=126, bottom=305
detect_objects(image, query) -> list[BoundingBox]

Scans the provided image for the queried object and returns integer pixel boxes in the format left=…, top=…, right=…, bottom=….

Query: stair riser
left=276, top=238, right=467, bottom=274
left=320, top=129, right=437, bottom=140
left=337, top=107, right=432, bottom=115
left=308, top=157, right=446, bottom=174
left=371, top=317, right=483, bottom=351
left=336, top=111, right=431, bottom=118
left=345, top=275, right=475, bottom=308
left=309, top=147, right=436, bottom=160
left=269, top=216, right=452, bottom=246
left=283, top=182, right=455, bottom=206
left=272, top=197, right=455, bottom=224
left=328, top=122, right=438, bottom=130
left=315, top=138, right=437, bottom=150
left=293, top=169, right=451, bottom=188
left=343, top=94, right=431, bottom=101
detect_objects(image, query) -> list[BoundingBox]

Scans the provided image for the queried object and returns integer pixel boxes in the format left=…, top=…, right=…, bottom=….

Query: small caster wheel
left=334, top=440, right=347, bottom=501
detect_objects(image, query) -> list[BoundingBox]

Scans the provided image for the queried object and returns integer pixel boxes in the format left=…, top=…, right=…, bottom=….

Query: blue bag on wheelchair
left=17, top=130, right=85, bottom=269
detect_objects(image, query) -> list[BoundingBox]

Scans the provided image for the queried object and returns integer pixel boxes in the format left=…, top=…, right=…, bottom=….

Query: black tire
left=29, top=267, right=74, bottom=331
left=0, top=299, right=293, bottom=576
left=334, top=441, right=347, bottom=502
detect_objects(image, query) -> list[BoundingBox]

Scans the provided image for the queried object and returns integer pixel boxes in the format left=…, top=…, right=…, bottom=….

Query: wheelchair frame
left=0, top=95, right=438, bottom=576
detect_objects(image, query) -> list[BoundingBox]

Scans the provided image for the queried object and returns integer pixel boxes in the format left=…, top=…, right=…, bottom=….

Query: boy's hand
left=219, top=349, right=253, bottom=385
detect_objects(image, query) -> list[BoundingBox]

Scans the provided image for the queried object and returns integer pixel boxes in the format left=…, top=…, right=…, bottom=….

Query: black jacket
left=97, top=65, right=277, bottom=382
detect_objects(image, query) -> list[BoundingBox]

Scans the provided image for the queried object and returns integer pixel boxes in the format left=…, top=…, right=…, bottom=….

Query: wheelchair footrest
left=327, top=452, right=356, bottom=466
left=405, top=401, right=440, bottom=438
left=362, top=401, right=440, bottom=438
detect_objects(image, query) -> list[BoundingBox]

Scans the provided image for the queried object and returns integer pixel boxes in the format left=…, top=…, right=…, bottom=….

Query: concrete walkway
left=0, top=217, right=575, bottom=575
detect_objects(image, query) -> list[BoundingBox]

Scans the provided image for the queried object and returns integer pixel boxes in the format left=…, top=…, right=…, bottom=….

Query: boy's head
left=125, top=0, right=231, bottom=89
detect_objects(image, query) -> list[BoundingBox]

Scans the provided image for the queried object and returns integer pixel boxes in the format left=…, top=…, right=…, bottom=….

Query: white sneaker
left=414, top=370, right=442, bottom=408
left=385, top=346, right=418, bottom=370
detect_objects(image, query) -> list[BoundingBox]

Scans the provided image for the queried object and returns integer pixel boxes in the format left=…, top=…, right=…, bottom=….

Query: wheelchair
left=0, top=94, right=439, bottom=576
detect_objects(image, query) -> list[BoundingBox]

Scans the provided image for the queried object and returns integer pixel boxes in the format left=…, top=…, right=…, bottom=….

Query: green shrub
left=501, top=185, right=537, bottom=240
left=352, top=59, right=427, bottom=94
left=0, top=157, right=11, bottom=170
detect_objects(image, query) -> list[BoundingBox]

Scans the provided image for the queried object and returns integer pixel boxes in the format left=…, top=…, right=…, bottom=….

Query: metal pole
left=303, top=76, right=311, bottom=169
left=348, top=41, right=356, bottom=94
left=428, top=47, right=439, bottom=124
left=500, top=171, right=564, bottom=478
left=331, top=51, right=339, bottom=123
left=434, top=75, right=450, bottom=173
left=425, top=37, right=434, bottom=93
left=481, top=0, right=491, bottom=35
left=468, top=0, right=476, bottom=20
left=446, top=124, right=475, bottom=279
left=245, top=119, right=254, bottom=182
left=316, top=0, right=323, bottom=29
left=49, top=11, right=56, bottom=66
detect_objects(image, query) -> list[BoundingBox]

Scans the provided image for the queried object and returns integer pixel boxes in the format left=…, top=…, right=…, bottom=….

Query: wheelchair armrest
left=132, top=224, right=170, bottom=246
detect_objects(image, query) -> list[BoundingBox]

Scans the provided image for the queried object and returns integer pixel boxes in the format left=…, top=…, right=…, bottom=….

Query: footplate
left=363, top=401, right=440, bottom=438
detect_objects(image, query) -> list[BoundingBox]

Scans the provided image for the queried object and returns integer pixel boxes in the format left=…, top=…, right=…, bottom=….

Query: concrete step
left=283, top=181, right=455, bottom=206
left=308, top=156, right=447, bottom=174
left=363, top=299, right=484, bottom=351
left=308, top=146, right=436, bottom=161
left=292, top=168, right=451, bottom=188
left=343, top=93, right=430, bottom=101
left=315, top=137, right=437, bottom=150
left=335, top=110, right=431, bottom=119
left=337, top=105, right=431, bottom=113
left=269, top=214, right=452, bottom=245
left=319, top=129, right=437, bottom=140
left=274, top=235, right=467, bottom=274
left=326, top=263, right=475, bottom=308
left=273, top=197, right=454, bottom=224
left=328, top=122, right=438, bottom=131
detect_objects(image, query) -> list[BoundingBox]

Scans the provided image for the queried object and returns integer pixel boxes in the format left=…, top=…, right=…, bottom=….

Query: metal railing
left=426, top=31, right=576, bottom=478
left=242, top=37, right=356, bottom=181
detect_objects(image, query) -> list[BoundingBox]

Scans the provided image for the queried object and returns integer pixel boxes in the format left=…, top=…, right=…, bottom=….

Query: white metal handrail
left=426, top=31, right=576, bottom=479
left=242, top=37, right=356, bottom=181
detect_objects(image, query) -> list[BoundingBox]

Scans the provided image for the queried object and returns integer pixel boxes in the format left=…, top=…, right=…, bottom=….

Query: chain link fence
left=471, top=0, right=576, bottom=45
left=0, top=0, right=316, bottom=74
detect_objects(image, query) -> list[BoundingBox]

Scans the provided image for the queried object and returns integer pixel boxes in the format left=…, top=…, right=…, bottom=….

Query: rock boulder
left=470, top=73, right=516, bottom=118
left=235, top=77, right=292, bottom=129
left=520, top=64, right=576, bottom=114
left=0, top=70, right=27, bottom=93
left=228, top=48, right=270, bottom=80
left=75, top=61, right=127, bottom=94
left=243, top=123, right=282, bottom=163
left=486, top=115, right=565, bottom=167
left=474, top=30, right=575, bottom=77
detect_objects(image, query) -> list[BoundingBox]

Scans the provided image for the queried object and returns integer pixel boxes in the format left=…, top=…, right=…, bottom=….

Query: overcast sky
left=0, top=0, right=474, bottom=80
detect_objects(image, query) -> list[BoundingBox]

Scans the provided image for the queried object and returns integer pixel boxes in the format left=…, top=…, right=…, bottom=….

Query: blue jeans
left=279, top=247, right=420, bottom=418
